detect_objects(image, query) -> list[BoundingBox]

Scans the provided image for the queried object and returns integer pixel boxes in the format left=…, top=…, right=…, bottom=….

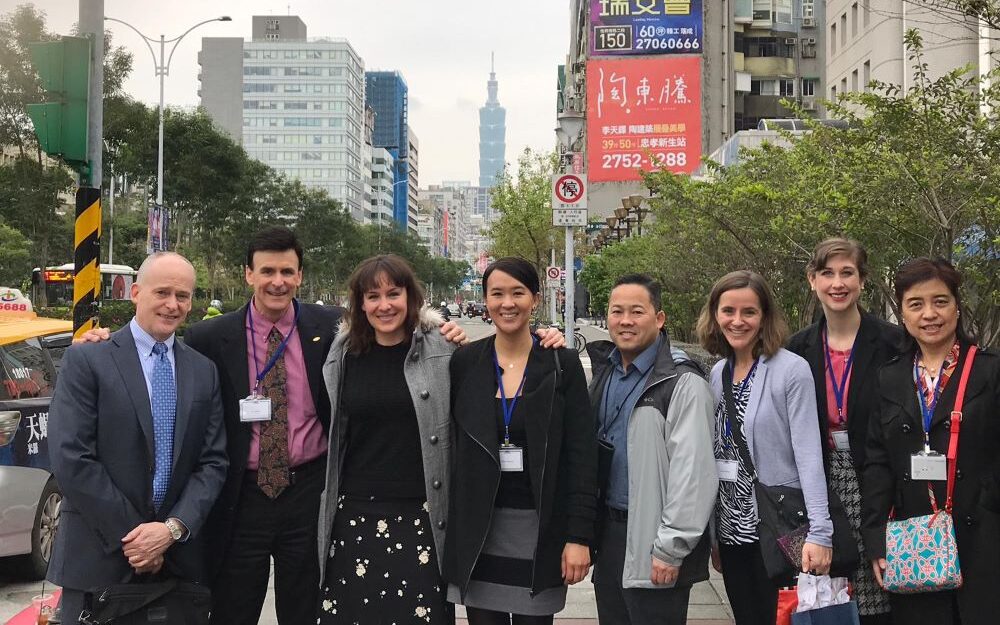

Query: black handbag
left=722, top=362, right=859, bottom=581
left=79, top=577, right=211, bottom=625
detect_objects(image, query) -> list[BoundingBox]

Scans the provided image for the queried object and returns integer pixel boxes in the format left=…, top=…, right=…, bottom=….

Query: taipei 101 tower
left=478, top=53, right=506, bottom=188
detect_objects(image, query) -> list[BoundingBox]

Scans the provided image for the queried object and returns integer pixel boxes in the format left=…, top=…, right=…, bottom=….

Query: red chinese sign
left=586, top=56, right=701, bottom=182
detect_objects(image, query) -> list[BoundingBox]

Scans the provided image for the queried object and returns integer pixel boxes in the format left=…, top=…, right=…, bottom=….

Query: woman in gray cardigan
left=697, top=270, right=833, bottom=625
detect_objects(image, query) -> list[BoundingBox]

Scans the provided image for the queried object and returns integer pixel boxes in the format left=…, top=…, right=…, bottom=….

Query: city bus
left=29, top=263, right=137, bottom=306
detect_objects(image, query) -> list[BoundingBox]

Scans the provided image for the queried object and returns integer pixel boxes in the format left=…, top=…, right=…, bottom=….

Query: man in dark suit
left=183, top=226, right=341, bottom=625
left=47, top=252, right=228, bottom=624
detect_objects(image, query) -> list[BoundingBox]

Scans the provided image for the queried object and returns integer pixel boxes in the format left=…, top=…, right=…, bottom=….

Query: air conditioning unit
left=805, top=37, right=816, bottom=44
left=784, top=37, right=797, bottom=45
left=802, top=16, right=816, bottom=27
left=801, top=97, right=817, bottom=111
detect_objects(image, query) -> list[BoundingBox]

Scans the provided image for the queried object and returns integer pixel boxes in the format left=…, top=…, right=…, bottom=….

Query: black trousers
left=718, top=542, right=778, bottom=625
left=592, top=515, right=692, bottom=625
left=210, top=458, right=324, bottom=625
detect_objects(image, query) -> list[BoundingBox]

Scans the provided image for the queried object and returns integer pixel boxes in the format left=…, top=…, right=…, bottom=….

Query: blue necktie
left=151, top=342, right=176, bottom=510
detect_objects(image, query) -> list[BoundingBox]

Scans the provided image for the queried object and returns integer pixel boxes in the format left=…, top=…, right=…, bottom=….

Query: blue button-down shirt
left=599, top=334, right=661, bottom=510
left=129, top=317, right=176, bottom=411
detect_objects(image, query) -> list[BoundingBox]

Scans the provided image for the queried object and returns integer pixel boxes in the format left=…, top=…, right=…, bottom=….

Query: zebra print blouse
left=713, top=373, right=759, bottom=545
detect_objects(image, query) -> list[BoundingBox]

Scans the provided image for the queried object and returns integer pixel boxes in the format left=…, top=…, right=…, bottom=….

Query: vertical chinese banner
left=586, top=56, right=702, bottom=182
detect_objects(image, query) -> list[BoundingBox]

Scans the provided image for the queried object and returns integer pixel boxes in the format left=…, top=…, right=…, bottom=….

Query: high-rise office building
left=198, top=16, right=367, bottom=220
left=365, top=71, right=413, bottom=232
left=478, top=54, right=507, bottom=188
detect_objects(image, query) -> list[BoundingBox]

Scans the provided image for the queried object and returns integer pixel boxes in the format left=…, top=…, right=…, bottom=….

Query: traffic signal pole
left=74, top=0, right=103, bottom=337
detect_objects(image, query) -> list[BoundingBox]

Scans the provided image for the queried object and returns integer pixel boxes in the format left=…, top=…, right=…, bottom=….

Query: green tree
left=488, top=148, right=562, bottom=277
left=639, top=31, right=999, bottom=344
left=0, top=221, right=33, bottom=287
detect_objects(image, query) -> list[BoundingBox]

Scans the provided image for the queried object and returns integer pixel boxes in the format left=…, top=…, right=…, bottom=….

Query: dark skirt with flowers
left=318, top=495, right=452, bottom=625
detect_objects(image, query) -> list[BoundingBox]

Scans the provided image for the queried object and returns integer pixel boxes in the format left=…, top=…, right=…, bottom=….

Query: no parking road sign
left=546, top=266, right=562, bottom=288
left=552, top=173, right=588, bottom=226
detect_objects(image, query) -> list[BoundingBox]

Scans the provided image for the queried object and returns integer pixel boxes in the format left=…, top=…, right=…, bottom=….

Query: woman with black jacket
left=862, top=257, right=1000, bottom=624
left=787, top=238, right=899, bottom=624
left=443, top=257, right=598, bottom=625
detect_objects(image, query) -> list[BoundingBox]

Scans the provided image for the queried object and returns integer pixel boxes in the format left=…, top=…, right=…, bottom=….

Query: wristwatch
left=164, top=518, right=185, bottom=542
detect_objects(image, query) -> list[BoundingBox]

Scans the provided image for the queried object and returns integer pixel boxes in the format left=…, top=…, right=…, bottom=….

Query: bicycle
left=545, top=321, right=587, bottom=354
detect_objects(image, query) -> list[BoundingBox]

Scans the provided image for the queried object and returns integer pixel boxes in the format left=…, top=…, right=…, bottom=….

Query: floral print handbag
left=883, top=346, right=977, bottom=594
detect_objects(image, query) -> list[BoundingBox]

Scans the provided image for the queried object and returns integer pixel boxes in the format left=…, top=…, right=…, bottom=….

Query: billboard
left=590, top=0, right=703, bottom=56
left=586, top=56, right=702, bottom=182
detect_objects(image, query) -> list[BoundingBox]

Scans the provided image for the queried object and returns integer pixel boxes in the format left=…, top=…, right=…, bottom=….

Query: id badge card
left=239, top=396, right=272, bottom=422
left=911, top=451, right=947, bottom=481
left=499, top=445, right=524, bottom=472
left=716, top=459, right=739, bottom=482
left=831, top=429, right=851, bottom=451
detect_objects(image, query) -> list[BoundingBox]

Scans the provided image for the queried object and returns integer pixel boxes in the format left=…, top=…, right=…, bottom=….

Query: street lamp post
left=104, top=15, right=231, bottom=244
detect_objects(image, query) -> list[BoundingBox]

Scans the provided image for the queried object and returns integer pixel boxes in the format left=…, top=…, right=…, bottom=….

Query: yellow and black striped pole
left=73, top=186, right=101, bottom=338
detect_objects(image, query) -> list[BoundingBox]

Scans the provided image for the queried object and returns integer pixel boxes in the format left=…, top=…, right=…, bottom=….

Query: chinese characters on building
left=590, top=0, right=703, bottom=55
left=587, top=57, right=702, bottom=181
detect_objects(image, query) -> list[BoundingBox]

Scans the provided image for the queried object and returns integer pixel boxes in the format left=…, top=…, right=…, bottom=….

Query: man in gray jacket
left=587, top=274, right=719, bottom=625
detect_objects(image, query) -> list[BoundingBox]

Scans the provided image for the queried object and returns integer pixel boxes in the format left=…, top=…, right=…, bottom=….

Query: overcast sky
left=4, top=0, right=571, bottom=186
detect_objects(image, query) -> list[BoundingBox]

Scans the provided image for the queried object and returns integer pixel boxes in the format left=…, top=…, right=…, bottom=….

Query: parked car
left=0, top=288, right=72, bottom=579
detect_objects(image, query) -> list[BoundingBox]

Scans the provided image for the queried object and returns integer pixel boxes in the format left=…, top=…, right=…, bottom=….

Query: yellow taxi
left=0, top=288, right=72, bottom=579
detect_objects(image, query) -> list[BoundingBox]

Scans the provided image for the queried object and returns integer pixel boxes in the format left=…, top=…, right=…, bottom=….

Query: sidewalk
left=1, top=566, right=734, bottom=624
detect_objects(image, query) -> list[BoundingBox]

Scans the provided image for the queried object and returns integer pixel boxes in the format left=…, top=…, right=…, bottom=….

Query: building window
left=285, top=102, right=307, bottom=110
left=841, top=77, right=848, bottom=93
left=801, top=37, right=817, bottom=58
left=779, top=78, right=795, bottom=96
left=831, top=24, right=837, bottom=54
left=753, top=0, right=772, bottom=21
left=775, top=0, right=792, bottom=22
left=750, top=79, right=778, bottom=95
left=801, top=78, right=817, bottom=96
left=863, top=0, right=871, bottom=26
left=851, top=69, right=859, bottom=92
left=863, top=60, right=871, bottom=91
left=746, top=37, right=778, bottom=56
left=840, top=14, right=847, bottom=46
left=802, top=1, right=814, bottom=18
left=851, top=3, right=859, bottom=37
left=306, top=50, right=322, bottom=59
left=831, top=85, right=837, bottom=99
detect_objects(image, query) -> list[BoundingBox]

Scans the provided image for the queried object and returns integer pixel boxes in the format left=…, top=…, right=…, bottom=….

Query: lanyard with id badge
left=240, top=300, right=300, bottom=423
left=824, top=330, right=856, bottom=452
left=911, top=358, right=948, bottom=481
left=493, top=346, right=529, bottom=472
left=717, top=358, right=758, bottom=483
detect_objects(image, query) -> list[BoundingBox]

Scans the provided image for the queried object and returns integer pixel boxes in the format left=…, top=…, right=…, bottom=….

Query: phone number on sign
left=636, top=37, right=700, bottom=51
left=602, top=153, right=688, bottom=169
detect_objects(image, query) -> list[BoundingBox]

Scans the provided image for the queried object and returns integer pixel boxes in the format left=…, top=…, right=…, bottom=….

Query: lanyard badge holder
left=910, top=357, right=948, bottom=481
left=824, top=330, right=857, bottom=452
left=493, top=345, right=529, bottom=472
left=240, top=300, right=301, bottom=423
left=716, top=358, right=758, bottom=482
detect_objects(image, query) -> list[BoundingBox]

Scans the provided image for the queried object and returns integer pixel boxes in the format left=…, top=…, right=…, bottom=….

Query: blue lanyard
left=723, top=358, right=758, bottom=442
left=247, top=299, right=301, bottom=395
left=913, top=356, right=944, bottom=449
left=823, top=330, right=857, bottom=424
left=492, top=338, right=534, bottom=446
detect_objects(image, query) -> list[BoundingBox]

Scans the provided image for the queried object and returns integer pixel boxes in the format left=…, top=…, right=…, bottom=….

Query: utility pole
left=80, top=0, right=103, bottom=186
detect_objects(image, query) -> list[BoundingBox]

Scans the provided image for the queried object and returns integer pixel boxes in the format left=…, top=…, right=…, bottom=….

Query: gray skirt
left=447, top=507, right=567, bottom=616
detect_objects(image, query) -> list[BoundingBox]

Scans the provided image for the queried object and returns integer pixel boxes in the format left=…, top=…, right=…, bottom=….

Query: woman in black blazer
left=787, top=239, right=900, bottom=624
left=443, top=257, right=598, bottom=625
left=862, top=257, right=1000, bottom=624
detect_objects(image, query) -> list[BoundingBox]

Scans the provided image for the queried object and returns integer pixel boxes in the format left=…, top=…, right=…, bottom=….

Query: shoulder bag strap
left=944, top=345, right=977, bottom=513
left=722, top=361, right=758, bottom=479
